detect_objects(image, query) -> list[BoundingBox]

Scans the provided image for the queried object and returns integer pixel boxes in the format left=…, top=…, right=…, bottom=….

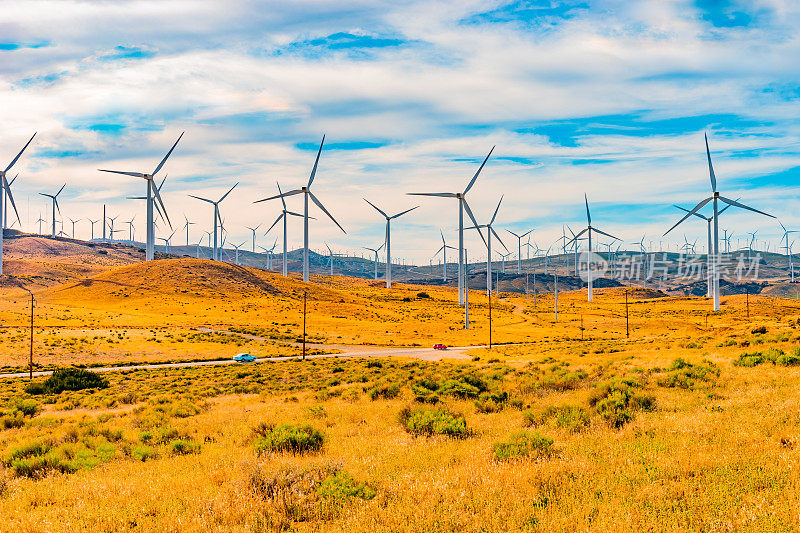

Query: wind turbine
left=566, top=194, right=619, bottom=302
left=465, top=196, right=507, bottom=296
left=124, top=215, right=136, bottom=242
left=364, top=199, right=418, bottom=288
left=2, top=174, right=18, bottom=230
left=231, top=242, right=245, bottom=266
left=99, top=133, right=182, bottom=261
left=0, top=133, right=34, bottom=275
left=182, top=215, right=195, bottom=246
left=433, top=229, right=457, bottom=281
left=408, top=147, right=492, bottom=305
left=254, top=137, right=345, bottom=283
left=262, top=182, right=310, bottom=277
left=506, top=229, right=532, bottom=274
left=157, top=229, right=177, bottom=254
left=779, top=221, right=797, bottom=280
left=324, top=242, right=345, bottom=276
left=499, top=251, right=511, bottom=273
left=364, top=243, right=385, bottom=280
left=68, top=217, right=80, bottom=239
left=190, top=183, right=238, bottom=261
left=246, top=224, right=261, bottom=253
left=88, top=219, right=100, bottom=240
left=35, top=214, right=45, bottom=235
left=39, top=184, right=65, bottom=238
left=664, top=133, right=774, bottom=311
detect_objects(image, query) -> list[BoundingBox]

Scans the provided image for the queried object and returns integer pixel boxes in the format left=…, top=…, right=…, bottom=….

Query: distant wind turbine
left=465, top=196, right=508, bottom=296
left=433, top=229, right=457, bottom=282
left=506, top=229, right=532, bottom=274
left=364, top=199, right=418, bottom=288
left=99, top=133, right=182, bottom=261
left=39, top=184, right=66, bottom=239
left=190, top=183, right=238, bottom=261
left=246, top=224, right=261, bottom=253
left=364, top=243, right=385, bottom=280
left=566, top=194, right=619, bottom=302
left=262, top=182, right=309, bottom=277
left=254, top=137, right=345, bottom=282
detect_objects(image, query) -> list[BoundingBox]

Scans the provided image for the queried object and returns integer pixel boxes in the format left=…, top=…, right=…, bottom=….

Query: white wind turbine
left=68, top=217, right=80, bottom=239
left=254, top=138, right=345, bottom=282
left=190, top=183, right=238, bottom=261
left=433, top=229, right=457, bottom=282
left=157, top=229, right=176, bottom=254
left=566, top=194, right=619, bottom=302
left=88, top=219, right=100, bottom=240
left=107, top=215, right=120, bottom=242
left=779, top=221, right=797, bottom=280
left=99, top=133, right=182, bottom=261
left=364, top=199, right=418, bottom=288
left=408, top=147, right=492, bottom=305
left=182, top=215, right=195, bottom=246
left=35, top=214, right=45, bottom=235
left=506, top=229, right=533, bottom=274
left=3, top=174, right=18, bottom=230
left=364, top=243, right=385, bottom=280
left=262, top=182, right=309, bottom=277
left=465, top=196, right=507, bottom=296
left=231, top=242, right=245, bottom=265
left=39, top=184, right=65, bottom=239
left=664, top=133, right=774, bottom=311
left=324, top=242, right=345, bottom=276
left=0, top=133, right=35, bottom=274
left=246, top=224, right=261, bottom=253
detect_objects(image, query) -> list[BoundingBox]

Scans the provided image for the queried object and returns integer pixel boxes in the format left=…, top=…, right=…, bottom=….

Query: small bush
left=493, top=431, right=555, bottom=462
left=398, top=406, right=468, bottom=438
left=416, top=292, right=430, bottom=299
left=733, top=352, right=766, bottom=367
left=10, top=399, right=40, bottom=418
left=317, top=471, right=376, bottom=502
left=169, top=439, right=200, bottom=456
left=368, top=384, right=400, bottom=401
left=254, top=424, right=324, bottom=455
left=474, top=391, right=511, bottom=413
left=589, top=379, right=655, bottom=429
left=131, top=445, right=156, bottom=462
left=25, top=368, right=108, bottom=395
left=439, top=379, right=482, bottom=399
left=525, top=404, right=590, bottom=433
left=657, top=358, right=720, bottom=389
left=751, top=326, right=767, bottom=334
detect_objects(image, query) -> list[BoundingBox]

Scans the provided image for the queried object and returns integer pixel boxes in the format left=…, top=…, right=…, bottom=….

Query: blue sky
left=2, top=0, right=800, bottom=261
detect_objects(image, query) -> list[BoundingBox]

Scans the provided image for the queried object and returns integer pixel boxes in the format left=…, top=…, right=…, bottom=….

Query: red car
left=433, top=343, right=447, bottom=350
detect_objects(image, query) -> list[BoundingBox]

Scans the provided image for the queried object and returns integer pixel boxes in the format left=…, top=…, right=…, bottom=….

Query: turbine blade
left=218, top=182, right=238, bottom=203
left=189, top=195, right=215, bottom=204
left=4, top=132, right=36, bottom=173
left=152, top=132, right=184, bottom=176
left=56, top=183, right=66, bottom=197
left=566, top=227, right=588, bottom=245
left=389, top=205, right=419, bottom=219
left=265, top=213, right=284, bottom=234
left=307, top=135, right=325, bottom=188
left=463, top=146, right=494, bottom=194
left=407, top=192, right=458, bottom=198
left=253, top=189, right=303, bottom=203
left=491, top=227, right=508, bottom=251
left=153, top=183, right=172, bottom=229
left=489, top=195, right=503, bottom=225
left=592, top=227, right=619, bottom=241
left=276, top=182, right=286, bottom=209
left=99, top=169, right=147, bottom=178
left=718, top=196, right=775, bottom=218
left=309, top=191, right=346, bottom=234
left=584, top=193, right=591, bottom=225
left=705, top=132, right=717, bottom=193
left=364, top=198, right=389, bottom=219
left=2, top=175, right=20, bottom=224
left=663, top=197, right=712, bottom=236
left=673, top=204, right=706, bottom=220
left=506, top=229, right=519, bottom=238
left=462, top=199, right=487, bottom=247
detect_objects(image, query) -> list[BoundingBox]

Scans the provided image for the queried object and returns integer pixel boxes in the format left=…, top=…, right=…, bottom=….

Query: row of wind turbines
left=0, top=131, right=782, bottom=312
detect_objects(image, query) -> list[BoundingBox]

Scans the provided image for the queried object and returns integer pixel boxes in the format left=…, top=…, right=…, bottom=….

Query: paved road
left=0, top=341, right=476, bottom=379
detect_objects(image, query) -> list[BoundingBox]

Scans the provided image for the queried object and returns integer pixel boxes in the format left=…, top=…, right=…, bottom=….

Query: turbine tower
left=39, top=184, right=66, bottom=238
left=246, top=224, right=261, bottom=253
left=566, top=194, right=619, bottom=302
left=408, top=147, right=492, bottom=305
left=364, top=199, right=418, bottom=288
left=664, top=133, right=774, bottom=311
left=254, top=137, right=345, bottom=283
left=99, top=133, right=182, bottom=261
left=189, top=183, right=238, bottom=261
left=364, top=243, right=385, bottom=280
left=506, top=229, right=533, bottom=274
left=0, top=133, right=35, bottom=275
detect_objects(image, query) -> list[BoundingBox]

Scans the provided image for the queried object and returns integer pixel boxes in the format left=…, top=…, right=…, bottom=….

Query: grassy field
left=1, top=258, right=800, bottom=530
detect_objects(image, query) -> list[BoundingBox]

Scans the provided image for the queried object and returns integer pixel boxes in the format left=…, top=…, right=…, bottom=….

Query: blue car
left=233, top=353, right=257, bottom=363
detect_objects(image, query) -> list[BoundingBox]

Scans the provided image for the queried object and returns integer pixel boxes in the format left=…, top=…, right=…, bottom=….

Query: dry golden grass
left=0, top=257, right=800, bottom=530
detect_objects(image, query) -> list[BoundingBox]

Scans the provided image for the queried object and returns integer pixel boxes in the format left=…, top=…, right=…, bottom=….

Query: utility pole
left=19, top=285, right=35, bottom=378
left=746, top=286, right=750, bottom=320
left=488, top=285, right=492, bottom=349
left=302, top=291, right=307, bottom=361
left=554, top=268, right=558, bottom=321
left=580, top=314, right=584, bottom=341
left=464, top=249, right=469, bottom=330
left=625, top=289, right=630, bottom=339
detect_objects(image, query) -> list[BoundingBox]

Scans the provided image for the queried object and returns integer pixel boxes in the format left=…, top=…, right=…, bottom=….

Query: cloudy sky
left=2, top=0, right=799, bottom=262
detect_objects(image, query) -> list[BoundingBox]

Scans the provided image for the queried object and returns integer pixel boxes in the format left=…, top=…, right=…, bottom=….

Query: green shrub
left=9, top=454, right=75, bottom=478
left=132, top=445, right=156, bottom=461
left=398, top=406, right=468, bottom=437
left=254, top=424, right=324, bottom=455
left=474, top=391, right=511, bottom=413
left=733, top=352, right=766, bottom=367
left=10, top=399, right=40, bottom=418
left=439, top=379, right=481, bottom=399
left=589, top=379, right=656, bottom=429
left=657, top=358, right=720, bottom=389
left=525, top=404, right=590, bottom=433
left=751, top=326, right=767, bottom=334
left=493, top=431, right=555, bottom=462
left=367, top=384, right=400, bottom=401
left=539, top=368, right=588, bottom=391
left=169, top=439, right=200, bottom=456
left=25, top=368, right=108, bottom=395
left=317, top=471, right=376, bottom=502
left=776, top=352, right=800, bottom=366
left=171, top=401, right=201, bottom=418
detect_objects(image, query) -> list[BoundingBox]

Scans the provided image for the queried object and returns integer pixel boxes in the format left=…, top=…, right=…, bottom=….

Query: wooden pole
left=746, top=286, right=749, bottom=320
left=488, top=287, right=492, bottom=349
left=29, top=292, right=34, bottom=379
left=625, top=289, right=629, bottom=339
left=302, top=291, right=307, bottom=361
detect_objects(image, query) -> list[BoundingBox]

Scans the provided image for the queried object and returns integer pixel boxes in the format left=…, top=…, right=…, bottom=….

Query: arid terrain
left=0, top=233, right=799, bottom=531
